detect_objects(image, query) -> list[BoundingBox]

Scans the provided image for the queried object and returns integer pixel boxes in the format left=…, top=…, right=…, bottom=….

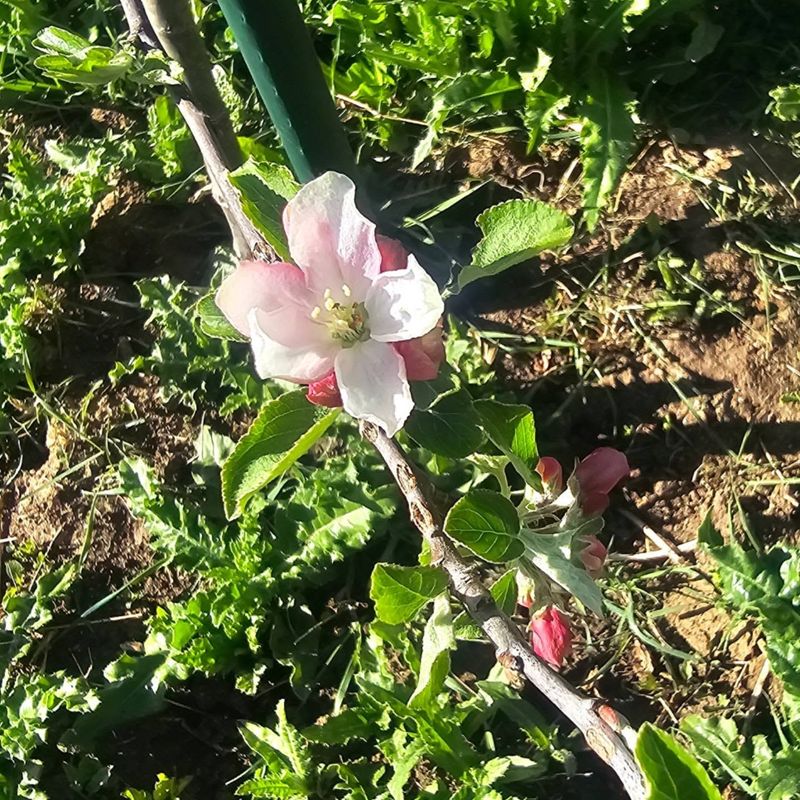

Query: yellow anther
left=324, top=296, right=336, bottom=311
left=342, top=283, right=352, bottom=298
left=311, top=306, right=321, bottom=320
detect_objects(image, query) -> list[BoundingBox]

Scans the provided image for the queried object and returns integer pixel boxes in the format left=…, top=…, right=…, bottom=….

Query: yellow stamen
left=311, top=306, right=321, bottom=320
left=324, top=297, right=336, bottom=311
left=342, top=283, right=352, bottom=298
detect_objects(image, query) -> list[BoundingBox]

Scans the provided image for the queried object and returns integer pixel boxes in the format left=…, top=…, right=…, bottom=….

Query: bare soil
left=472, top=133, right=800, bottom=728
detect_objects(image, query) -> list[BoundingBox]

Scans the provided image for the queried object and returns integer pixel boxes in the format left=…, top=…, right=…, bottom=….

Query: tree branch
left=140, top=0, right=241, bottom=170
left=121, top=0, right=273, bottom=261
left=360, top=421, right=647, bottom=800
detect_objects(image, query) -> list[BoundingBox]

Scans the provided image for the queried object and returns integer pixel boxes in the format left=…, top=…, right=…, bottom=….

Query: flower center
left=311, top=286, right=370, bottom=346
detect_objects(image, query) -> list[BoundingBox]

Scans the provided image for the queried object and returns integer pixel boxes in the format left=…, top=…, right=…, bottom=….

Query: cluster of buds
left=519, top=447, right=630, bottom=669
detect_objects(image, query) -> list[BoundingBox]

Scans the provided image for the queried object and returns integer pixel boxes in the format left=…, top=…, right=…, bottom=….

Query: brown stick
left=140, top=0, right=241, bottom=169
left=360, top=421, right=647, bottom=800
left=121, top=0, right=272, bottom=260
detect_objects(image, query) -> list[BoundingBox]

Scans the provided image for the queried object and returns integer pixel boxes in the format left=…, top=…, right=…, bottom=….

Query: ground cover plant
left=1, top=0, right=800, bottom=798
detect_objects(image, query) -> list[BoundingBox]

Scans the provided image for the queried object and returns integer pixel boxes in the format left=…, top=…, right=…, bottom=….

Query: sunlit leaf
left=458, top=199, right=573, bottom=290
left=221, top=391, right=339, bottom=519
left=580, top=72, right=635, bottom=231
left=635, top=723, right=722, bottom=800
left=370, top=564, right=449, bottom=625
left=444, top=490, right=523, bottom=563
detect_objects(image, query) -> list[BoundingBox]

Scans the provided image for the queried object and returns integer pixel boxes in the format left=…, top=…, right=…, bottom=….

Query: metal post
left=217, top=0, right=358, bottom=183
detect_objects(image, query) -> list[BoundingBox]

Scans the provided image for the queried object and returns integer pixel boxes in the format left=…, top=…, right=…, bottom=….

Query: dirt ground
left=469, top=134, right=800, bottom=739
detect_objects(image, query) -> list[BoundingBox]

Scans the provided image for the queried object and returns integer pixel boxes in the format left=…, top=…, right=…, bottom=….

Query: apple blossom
left=574, top=447, right=630, bottom=515
left=529, top=606, right=573, bottom=668
left=216, top=172, right=445, bottom=435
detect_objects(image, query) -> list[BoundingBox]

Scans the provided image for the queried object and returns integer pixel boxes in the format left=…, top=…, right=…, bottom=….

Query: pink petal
left=377, top=234, right=409, bottom=273
left=577, top=534, right=607, bottom=577
left=536, top=457, right=563, bottom=493
left=529, top=607, right=573, bottom=668
left=283, top=172, right=381, bottom=300
left=393, top=322, right=445, bottom=381
left=575, top=448, right=630, bottom=496
left=307, top=371, right=343, bottom=407
left=334, top=339, right=413, bottom=436
left=365, top=255, right=444, bottom=343
left=215, top=260, right=312, bottom=338
left=249, top=308, right=337, bottom=383
left=581, top=492, right=610, bottom=516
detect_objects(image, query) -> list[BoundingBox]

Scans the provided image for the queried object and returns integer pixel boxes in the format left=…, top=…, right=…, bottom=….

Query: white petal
left=249, top=308, right=337, bottom=383
left=283, top=172, right=381, bottom=300
left=215, top=260, right=314, bottom=338
left=365, top=254, right=444, bottom=342
left=335, top=340, right=413, bottom=436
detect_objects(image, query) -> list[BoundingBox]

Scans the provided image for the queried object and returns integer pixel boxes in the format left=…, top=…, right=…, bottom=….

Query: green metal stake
left=217, top=0, right=357, bottom=183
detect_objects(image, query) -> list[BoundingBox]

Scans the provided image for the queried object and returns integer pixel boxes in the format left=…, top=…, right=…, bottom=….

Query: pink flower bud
left=529, top=607, right=573, bottom=668
left=574, top=448, right=629, bottom=515
left=376, top=235, right=445, bottom=382
left=536, top=456, right=563, bottom=493
left=307, top=371, right=342, bottom=407
left=377, top=234, right=409, bottom=273
left=577, top=534, right=607, bottom=577
left=575, top=448, right=629, bottom=495
left=393, top=323, right=445, bottom=381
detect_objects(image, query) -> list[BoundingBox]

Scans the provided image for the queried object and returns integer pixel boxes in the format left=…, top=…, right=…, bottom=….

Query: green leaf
left=476, top=399, right=538, bottom=485
left=770, top=84, right=800, bottom=121
left=699, top=514, right=784, bottom=608
left=385, top=734, right=426, bottom=800
left=490, top=570, right=519, bottom=616
left=444, top=490, right=523, bottom=563
left=302, top=709, right=375, bottom=745
left=241, top=722, right=292, bottom=774
left=409, top=594, right=455, bottom=709
left=684, top=16, right=724, bottom=62
left=680, top=715, right=755, bottom=792
left=33, top=27, right=132, bottom=86
left=67, top=655, right=166, bottom=748
left=237, top=774, right=307, bottom=798
left=580, top=72, right=635, bottom=231
left=753, top=752, right=800, bottom=800
left=229, top=159, right=299, bottom=259
left=273, top=455, right=397, bottom=584
left=635, top=723, right=722, bottom=800
left=276, top=700, right=312, bottom=780
left=195, top=293, right=247, bottom=341
left=405, top=389, right=486, bottom=458
left=357, top=680, right=480, bottom=776
left=520, top=529, right=604, bottom=615
left=370, top=564, right=449, bottom=625
left=221, top=391, right=339, bottom=519
left=458, top=199, right=573, bottom=290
